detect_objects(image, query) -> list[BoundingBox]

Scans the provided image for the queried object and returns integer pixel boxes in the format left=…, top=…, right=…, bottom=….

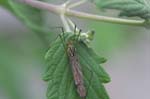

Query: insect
left=67, top=37, right=86, bottom=98
left=59, top=27, right=87, bottom=99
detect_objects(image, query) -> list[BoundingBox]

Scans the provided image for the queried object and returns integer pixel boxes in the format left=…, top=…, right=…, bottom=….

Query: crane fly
left=59, top=28, right=87, bottom=99
left=67, top=40, right=86, bottom=98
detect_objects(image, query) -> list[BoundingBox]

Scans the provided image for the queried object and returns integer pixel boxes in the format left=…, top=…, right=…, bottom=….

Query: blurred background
left=0, top=0, right=150, bottom=99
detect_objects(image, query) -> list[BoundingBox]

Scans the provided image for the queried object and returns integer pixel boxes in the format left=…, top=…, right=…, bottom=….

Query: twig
left=20, top=0, right=145, bottom=26
left=66, top=9, right=145, bottom=26
left=68, top=0, right=87, bottom=8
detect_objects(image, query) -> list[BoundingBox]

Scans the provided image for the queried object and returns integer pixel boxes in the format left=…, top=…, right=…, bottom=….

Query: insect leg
left=59, top=34, right=66, bottom=52
left=60, top=27, right=66, bottom=42
left=49, top=26, right=66, bottom=42
left=50, top=26, right=66, bottom=50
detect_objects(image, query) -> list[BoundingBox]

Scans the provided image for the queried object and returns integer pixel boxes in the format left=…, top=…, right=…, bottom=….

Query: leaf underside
left=93, top=0, right=150, bottom=19
left=43, top=32, right=110, bottom=99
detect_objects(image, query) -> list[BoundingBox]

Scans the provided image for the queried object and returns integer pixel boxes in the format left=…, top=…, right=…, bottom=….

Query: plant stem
left=68, top=0, right=87, bottom=8
left=66, top=10, right=145, bottom=26
left=21, top=0, right=145, bottom=26
left=60, top=15, right=71, bottom=32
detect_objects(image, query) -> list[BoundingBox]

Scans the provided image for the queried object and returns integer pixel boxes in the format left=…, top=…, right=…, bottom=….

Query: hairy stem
left=21, top=0, right=145, bottom=26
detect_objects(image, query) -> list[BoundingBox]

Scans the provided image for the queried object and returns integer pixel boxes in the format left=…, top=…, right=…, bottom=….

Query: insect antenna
left=74, top=24, right=77, bottom=33
left=77, top=29, right=82, bottom=41
left=73, top=24, right=82, bottom=41
left=49, top=26, right=67, bottom=49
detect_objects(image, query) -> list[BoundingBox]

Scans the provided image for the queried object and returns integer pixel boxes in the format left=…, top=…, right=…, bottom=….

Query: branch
left=66, top=10, right=145, bottom=26
left=20, top=0, right=145, bottom=26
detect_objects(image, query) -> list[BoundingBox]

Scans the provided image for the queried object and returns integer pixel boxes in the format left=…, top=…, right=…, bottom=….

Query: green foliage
left=43, top=32, right=110, bottom=99
left=0, top=31, right=46, bottom=99
left=6, top=0, right=50, bottom=44
left=93, top=0, right=150, bottom=19
left=7, top=0, right=41, bottom=30
left=0, top=0, right=10, bottom=8
left=0, top=1, right=142, bottom=99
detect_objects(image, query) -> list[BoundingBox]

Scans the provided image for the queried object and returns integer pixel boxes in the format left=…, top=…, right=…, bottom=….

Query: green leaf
left=93, top=0, right=150, bottom=19
left=43, top=32, right=110, bottom=99
left=0, top=0, right=10, bottom=8
left=7, top=0, right=50, bottom=44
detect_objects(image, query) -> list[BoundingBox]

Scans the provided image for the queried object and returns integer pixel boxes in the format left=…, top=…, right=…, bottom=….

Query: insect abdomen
left=67, top=44, right=87, bottom=98
left=77, top=84, right=86, bottom=98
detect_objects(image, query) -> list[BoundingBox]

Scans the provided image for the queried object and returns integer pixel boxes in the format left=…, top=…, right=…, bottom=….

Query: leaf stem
left=68, top=0, right=87, bottom=9
left=21, top=0, right=145, bottom=26
left=60, top=15, right=71, bottom=32
left=66, top=9, right=145, bottom=26
left=59, top=1, right=72, bottom=32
